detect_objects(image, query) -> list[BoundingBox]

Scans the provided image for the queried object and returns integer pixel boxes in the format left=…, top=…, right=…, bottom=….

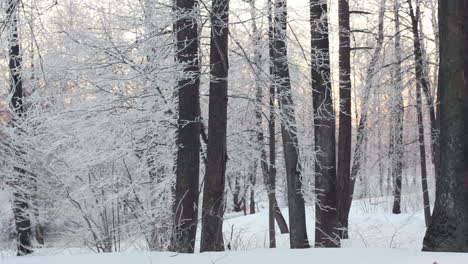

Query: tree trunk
left=200, top=0, right=230, bottom=252
left=422, top=0, right=468, bottom=252
left=463, top=5, right=468, bottom=249
left=415, top=1, right=439, bottom=181
left=268, top=2, right=289, bottom=241
left=310, top=0, right=340, bottom=248
left=336, top=0, right=352, bottom=240
left=171, top=0, right=201, bottom=253
left=415, top=80, right=431, bottom=227
left=249, top=167, right=256, bottom=214
left=407, top=0, right=431, bottom=227
left=268, top=80, right=277, bottom=248
left=273, top=0, right=309, bottom=249
left=406, top=0, right=439, bottom=182
left=7, top=0, right=34, bottom=256
left=250, top=0, right=289, bottom=240
left=391, top=0, right=404, bottom=215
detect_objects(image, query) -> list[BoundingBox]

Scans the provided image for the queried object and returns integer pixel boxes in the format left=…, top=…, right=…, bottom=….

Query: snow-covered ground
left=1, top=247, right=467, bottom=264
left=1, top=195, right=467, bottom=264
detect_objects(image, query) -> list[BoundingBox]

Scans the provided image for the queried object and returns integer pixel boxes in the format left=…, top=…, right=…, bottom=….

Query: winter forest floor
left=1, top=196, right=468, bottom=264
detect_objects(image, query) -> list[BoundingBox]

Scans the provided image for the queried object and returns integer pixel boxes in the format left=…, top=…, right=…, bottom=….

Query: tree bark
left=249, top=167, right=256, bottom=214
left=267, top=76, right=277, bottom=248
left=200, top=0, right=230, bottom=252
left=268, top=2, right=288, bottom=237
left=336, top=0, right=352, bottom=240
left=171, top=0, right=201, bottom=253
left=422, top=0, right=468, bottom=252
left=273, top=0, right=309, bottom=249
left=310, top=0, right=340, bottom=248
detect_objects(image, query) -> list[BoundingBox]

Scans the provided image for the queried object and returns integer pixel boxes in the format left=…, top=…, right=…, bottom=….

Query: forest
left=0, top=0, right=467, bottom=263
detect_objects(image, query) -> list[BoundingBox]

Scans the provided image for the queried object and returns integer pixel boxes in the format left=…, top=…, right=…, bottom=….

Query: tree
left=422, top=0, right=468, bottom=252
left=171, top=0, right=201, bottom=253
left=390, top=0, right=404, bottom=215
left=407, top=0, right=431, bottom=226
left=310, top=0, right=340, bottom=248
left=200, top=0, right=230, bottom=252
left=336, top=0, right=352, bottom=239
left=273, top=0, right=309, bottom=249
left=6, top=0, right=34, bottom=256
left=257, top=0, right=290, bottom=248
left=407, top=0, right=439, bottom=182
left=248, top=0, right=261, bottom=217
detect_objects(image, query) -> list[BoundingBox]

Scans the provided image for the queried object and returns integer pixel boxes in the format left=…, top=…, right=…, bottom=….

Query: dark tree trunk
left=408, top=0, right=431, bottom=227
left=391, top=0, right=404, bottom=216
left=265, top=0, right=276, bottom=249
left=273, top=197, right=289, bottom=234
left=256, top=78, right=289, bottom=235
left=249, top=168, right=256, bottom=214
left=422, top=0, right=468, bottom=252
left=254, top=1, right=289, bottom=248
left=415, top=81, right=431, bottom=227
left=336, top=0, right=352, bottom=240
left=464, top=3, right=468, bottom=250
left=267, top=81, right=277, bottom=248
left=265, top=116, right=290, bottom=241
left=408, top=0, right=439, bottom=180
left=200, top=0, right=230, bottom=252
left=12, top=191, right=33, bottom=256
left=273, top=0, right=309, bottom=249
left=7, top=0, right=34, bottom=256
left=310, top=0, right=340, bottom=248
left=171, top=0, right=201, bottom=253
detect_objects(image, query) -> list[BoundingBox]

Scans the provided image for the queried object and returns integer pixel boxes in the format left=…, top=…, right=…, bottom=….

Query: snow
left=1, top=195, right=467, bottom=264
left=1, top=247, right=467, bottom=264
